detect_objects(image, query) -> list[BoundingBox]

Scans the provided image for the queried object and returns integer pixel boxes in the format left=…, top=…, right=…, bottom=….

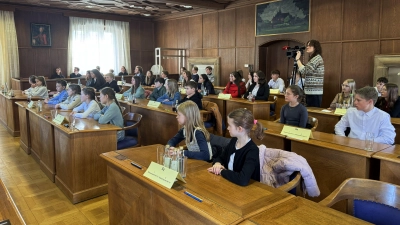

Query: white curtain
left=67, top=17, right=131, bottom=76
left=0, top=11, right=19, bottom=87
left=105, top=20, right=131, bottom=75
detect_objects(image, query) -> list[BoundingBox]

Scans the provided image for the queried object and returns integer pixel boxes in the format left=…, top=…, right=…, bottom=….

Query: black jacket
left=69, top=73, right=82, bottom=78
left=102, top=80, right=120, bottom=93
left=50, top=74, right=64, bottom=79
left=244, top=82, right=270, bottom=101
left=178, top=91, right=203, bottom=110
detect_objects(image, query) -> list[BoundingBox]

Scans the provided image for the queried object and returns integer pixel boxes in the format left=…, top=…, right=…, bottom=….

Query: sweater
left=59, top=95, right=81, bottom=110
left=299, top=54, right=324, bottom=95
left=73, top=100, right=101, bottom=118
left=178, top=92, right=203, bottom=110
left=199, top=81, right=215, bottom=95
left=123, top=86, right=145, bottom=99
left=280, top=103, right=308, bottom=128
left=167, top=128, right=212, bottom=161
left=102, top=80, right=120, bottom=93
left=47, top=90, right=68, bottom=105
left=244, top=82, right=270, bottom=101
left=94, top=102, right=124, bottom=141
left=156, top=92, right=181, bottom=105
left=223, top=81, right=246, bottom=98
left=30, top=86, right=48, bottom=99
left=89, top=78, right=106, bottom=91
left=149, top=86, right=166, bottom=101
left=214, top=138, right=260, bottom=186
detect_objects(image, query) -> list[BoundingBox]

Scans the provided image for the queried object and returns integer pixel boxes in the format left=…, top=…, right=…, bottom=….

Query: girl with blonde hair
left=156, top=79, right=181, bottom=105
left=329, top=79, right=356, bottom=109
left=167, top=101, right=212, bottom=161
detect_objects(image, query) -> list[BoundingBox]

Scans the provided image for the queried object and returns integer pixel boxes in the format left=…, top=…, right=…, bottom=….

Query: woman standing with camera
left=296, top=40, right=324, bottom=107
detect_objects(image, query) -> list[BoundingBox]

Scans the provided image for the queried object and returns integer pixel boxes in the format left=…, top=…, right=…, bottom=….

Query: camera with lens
left=284, top=46, right=306, bottom=59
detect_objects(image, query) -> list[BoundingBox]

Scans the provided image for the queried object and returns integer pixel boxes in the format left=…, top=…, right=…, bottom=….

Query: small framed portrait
left=31, top=23, right=51, bottom=47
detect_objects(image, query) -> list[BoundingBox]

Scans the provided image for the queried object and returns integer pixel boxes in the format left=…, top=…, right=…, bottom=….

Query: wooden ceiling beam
left=162, top=0, right=227, bottom=10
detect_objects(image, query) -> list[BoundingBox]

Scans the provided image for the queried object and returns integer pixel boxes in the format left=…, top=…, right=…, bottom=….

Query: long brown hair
left=228, top=108, right=264, bottom=140
left=166, top=79, right=178, bottom=98
left=36, top=76, right=47, bottom=87
left=182, top=70, right=192, bottom=87
left=307, top=39, right=322, bottom=59
left=130, top=76, right=142, bottom=95
left=385, top=83, right=399, bottom=108
left=177, top=101, right=210, bottom=144
left=100, top=87, right=123, bottom=114
left=82, top=87, right=96, bottom=100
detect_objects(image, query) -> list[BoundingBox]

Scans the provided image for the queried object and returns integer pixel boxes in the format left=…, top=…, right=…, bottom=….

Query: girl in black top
left=208, top=108, right=264, bottom=186
left=244, top=70, right=270, bottom=101
left=280, top=85, right=308, bottom=128
left=50, top=67, right=64, bottom=79
left=198, top=74, right=215, bottom=95
left=89, top=69, right=106, bottom=91
left=143, top=70, right=155, bottom=86
left=375, top=83, right=400, bottom=118
left=118, top=66, right=128, bottom=76
left=102, top=73, right=120, bottom=93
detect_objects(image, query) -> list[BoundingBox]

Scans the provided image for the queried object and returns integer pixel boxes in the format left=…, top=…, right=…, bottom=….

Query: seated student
left=244, top=71, right=254, bottom=89
left=23, top=75, right=37, bottom=94
left=71, top=87, right=101, bottom=119
left=44, top=80, right=68, bottom=104
left=280, top=85, right=308, bottom=128
left=143, top=70, right=155, bottom=86
left=94, top=87, right=125, bottom=141
left=191, top=67, right=200, bottom=83
left=160, top=70, right=169, bottom=80
left=102, top=73, right=120, bottom=93
left=268, top=69, right=285, bottom=93
left=148, top=78, right=166, bottom=101
left=157, top=79, right=180, bottom=105
left=198, top=74, right=215, bottom=95
left=122, top=76, right=145, bottom=99
left=178, top=81, right=203, bottom=110
left=207, top=108, right=264, bottom=186
left=334, top=86, right=395, bottom=145
left=182, top=70, right=192, bottom=87
left=223, top=71, right=246, bottom=98
left=375, top=83, right=400, bottom=118
left=70, top=67, right=81, bottom=78
left=179, top=67, right=186, bottom=83
left=374, top=77, right=388, bottom=97
left=118, top=66, right=128, bottom=76
left=88, top=69, right=106, bottom=91
left=55, top=84, right=81, bottom=110
left=289, top=71, right=305, bottom=90
left=205, top=66, right=215, bottom=83
left=85, top=70, right=92, bottom=87
left=51, top=68, right=64, bottom=79
left=244, top=70, right=270, bottom=101
left=109, top=69, right=115, bottom=75
left=329, top=79, right=356, bottom=109
left=29, top=76, right=48, bottom=99
left=167, top=101, right=212, bottom=161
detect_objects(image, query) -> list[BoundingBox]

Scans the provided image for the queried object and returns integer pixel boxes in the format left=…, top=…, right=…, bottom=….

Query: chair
left=117, top=112, right=143, bottom=150
left=319, top=178, right=400, bottom=225
left=268, top=95, right=278, bottom=121
left=145, top=90, right=152, bottom=98
left=307, top=116, right=318, bottom=131
left=277, top=171, right=301, bottom=194
left=202, top=101, right=224, bottom=136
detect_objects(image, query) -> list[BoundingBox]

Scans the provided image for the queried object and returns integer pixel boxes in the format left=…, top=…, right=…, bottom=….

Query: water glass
left=50, top=109, right=57, bottom=120
left=364, top=132, right=374, bottom=151
left=178, top=156, right=187, bottom=178
left=69, top=115, right=76, bottom=130
left=336, top=103, right=341, bottom=109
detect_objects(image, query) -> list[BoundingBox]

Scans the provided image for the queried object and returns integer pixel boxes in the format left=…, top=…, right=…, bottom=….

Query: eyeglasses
left=341, top=84, right=349, bottom=87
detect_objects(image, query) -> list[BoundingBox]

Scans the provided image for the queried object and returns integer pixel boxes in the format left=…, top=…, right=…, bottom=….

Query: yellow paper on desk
left=117, top=81, right=122, bottom=85
left=115, top=93, right=123, bottom=100
left=143, top=162, right=186, bottom=189
left=53, top=114, right=66, bottom=125
left=147, top=100, right=161, bottom=108
left=281, top=125, right=313, bottom=141
left=270, top=89, right=280, bottom=94
left=27, top=101, right=35, bottom=108
left=218, top=93, right=231, bottom=99
left=334, top=108, right=347, bottom=115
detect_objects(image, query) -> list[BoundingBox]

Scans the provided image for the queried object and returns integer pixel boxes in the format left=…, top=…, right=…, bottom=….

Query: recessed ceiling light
left=130, top=5, right=135, bottom=8
left=86, top=5, right=93, bottom=8
left=143, top=14, right=151, bottom=16
left=180, top=5, right=192, bottom=8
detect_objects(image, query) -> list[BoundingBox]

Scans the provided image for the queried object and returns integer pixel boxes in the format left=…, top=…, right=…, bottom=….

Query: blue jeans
left=306, top=95, right=322, bottom=107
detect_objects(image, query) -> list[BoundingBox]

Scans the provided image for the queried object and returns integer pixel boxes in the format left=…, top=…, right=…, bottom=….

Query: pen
left=184, top=191, right=203, bottom=202
left=130, top=161, right=142, bottom=169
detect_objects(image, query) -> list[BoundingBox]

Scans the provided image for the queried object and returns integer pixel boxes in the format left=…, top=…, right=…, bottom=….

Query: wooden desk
left=16, top=101, right=121, bottom=204
left=203, top=95, right=273, bottom=121
left=372, top=145, right=400, bottom=186
left=100, top=145, right=294, bottom=225
left=241, top=197, right=369, bottom=225
left=0, top=180, right=26, bottom=225
left=0, top=90, right=40, bottom=136
left=254, top=120, right=290, bottom=150
left=307, top=107, right=341, bottom=133
left=391, top=118, right=400, bottom=145
left=290, top=132, right=391, bottom=212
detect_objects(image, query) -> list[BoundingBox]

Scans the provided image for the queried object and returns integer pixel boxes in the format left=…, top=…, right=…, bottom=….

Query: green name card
left=27, top=101, right=35, bottom=108
left=218, top=93, right=231, bottom=99
left=281, top=125, right=313, bottom=141
left=270, top=89, right=280, bottom=94
left=117, top=81, right=122, bottom=85
left=53, top=114, right=66, bottom=125
left=115, top=93, right=123, bottom=100
left=334, top=108, right=347, bottom=115
left=147, top=100, right=161, bottom=108
left=143, top=162, right=186, bottom=189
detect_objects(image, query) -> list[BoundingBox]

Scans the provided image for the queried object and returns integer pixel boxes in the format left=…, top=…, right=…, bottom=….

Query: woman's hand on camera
left=296, top=51, right=302, bottom=60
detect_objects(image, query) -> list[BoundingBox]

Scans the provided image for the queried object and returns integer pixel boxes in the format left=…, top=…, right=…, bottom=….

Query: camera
left=284, top=46, right=306, bottom=59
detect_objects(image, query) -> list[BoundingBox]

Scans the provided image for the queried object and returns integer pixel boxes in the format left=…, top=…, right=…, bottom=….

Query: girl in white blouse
left=55, top=84, right=82, bottom=110
left=70, top=87, right=100, bottom=118
left=29, top=76, right=48, bottom=99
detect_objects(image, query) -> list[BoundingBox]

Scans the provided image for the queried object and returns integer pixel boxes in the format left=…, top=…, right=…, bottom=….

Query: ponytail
left=100, top=87, right=123, bottom=114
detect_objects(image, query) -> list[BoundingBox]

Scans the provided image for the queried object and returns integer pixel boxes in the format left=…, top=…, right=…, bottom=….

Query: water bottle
left=163, top=145, right=171, bottom=168
left=27, top=92, right=32, bottom=103
left=37, top=100, right=42, bottom=112
left=172, top=100, right=178, bottom=112
left=78, top=79, right=81, bottom=86
left=170, top=151, right=178, bottom=172
left=121, top=75, right=125, bottom=85
left=203, top=87, right=207, bottom=96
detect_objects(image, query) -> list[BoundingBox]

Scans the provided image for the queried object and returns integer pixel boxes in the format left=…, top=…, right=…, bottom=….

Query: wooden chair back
left=319, top=178, right=400, bottom=215
left=268, top=95, right=278, bottom=121
left=122, top=112, right=143, bottom=146
left=277, top=171, right=302, bottom=193
left=202, top=100, right=223, bottom=136
left=307, top=116, right=318, bottom=131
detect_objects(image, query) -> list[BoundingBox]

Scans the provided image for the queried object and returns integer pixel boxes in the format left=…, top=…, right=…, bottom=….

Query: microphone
left=282, top=46, right=290, bottom=50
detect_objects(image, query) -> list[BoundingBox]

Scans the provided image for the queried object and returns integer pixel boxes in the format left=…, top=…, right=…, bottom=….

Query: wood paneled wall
left=11, top=5, right=154, bottom=79
left=156, top=0, right=400, bottom=108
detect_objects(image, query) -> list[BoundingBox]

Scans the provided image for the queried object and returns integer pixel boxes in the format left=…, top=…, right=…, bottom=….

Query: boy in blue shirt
left=44, top=80, right=68, bottom=105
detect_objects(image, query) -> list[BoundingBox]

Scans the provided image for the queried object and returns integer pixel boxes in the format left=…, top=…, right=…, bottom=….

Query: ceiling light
left=180, top=5, right=192, bottom=8
left=86, top=5, right=93, bottom=8
left=130, top=5, right=135, bottom=8
left=143, top=14, right=151, bottom=16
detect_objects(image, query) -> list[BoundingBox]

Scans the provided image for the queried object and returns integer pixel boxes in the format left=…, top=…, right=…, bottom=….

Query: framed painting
left=256, top=0, right=310, bottom=36
left=31, top=23, right=52, bottom=47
